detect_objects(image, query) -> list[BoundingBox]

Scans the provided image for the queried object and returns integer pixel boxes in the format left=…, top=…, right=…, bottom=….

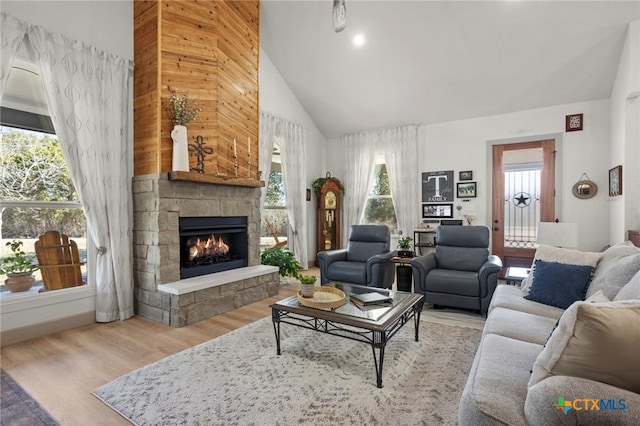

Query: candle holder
left=233, top=155, right=239, bottom=177
left=247, top=151, right=252, bottom=179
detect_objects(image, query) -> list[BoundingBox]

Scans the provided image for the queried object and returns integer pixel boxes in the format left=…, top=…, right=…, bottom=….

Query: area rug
left=1, top=369, right=59, bottom=426
left=93, top=317, right=481, bottom=425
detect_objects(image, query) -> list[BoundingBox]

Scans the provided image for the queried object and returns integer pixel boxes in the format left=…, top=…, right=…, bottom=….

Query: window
left=362, top=155, right=397, bottom=231
left=0, top=61, right=88, bottom=296
left=260, top=141, right=288, bottom=251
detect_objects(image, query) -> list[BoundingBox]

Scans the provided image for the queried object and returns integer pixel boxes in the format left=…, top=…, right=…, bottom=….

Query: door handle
left=493, top=227, right=500, bottom=232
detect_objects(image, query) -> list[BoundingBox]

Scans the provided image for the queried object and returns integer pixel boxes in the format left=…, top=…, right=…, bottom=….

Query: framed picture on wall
left=609, top=165, right=622, bottom=196
left=457, top=182, right=477, bottom=198
left=459, top=170, right=473, bottom=181
left=422, top=203, right=454, bottom=218
left=422, top=170, right=454, bottom=202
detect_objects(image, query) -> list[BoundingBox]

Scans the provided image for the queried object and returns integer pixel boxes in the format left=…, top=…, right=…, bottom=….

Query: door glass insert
left=502, top=148, right=542, bottom=248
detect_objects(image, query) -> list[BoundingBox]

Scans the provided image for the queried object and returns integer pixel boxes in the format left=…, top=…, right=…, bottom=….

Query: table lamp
left=536, top=222, right=578, bottom=248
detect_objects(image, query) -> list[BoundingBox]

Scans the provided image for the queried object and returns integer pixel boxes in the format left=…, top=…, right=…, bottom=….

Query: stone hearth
left=132, top=174, right=279, bottom=326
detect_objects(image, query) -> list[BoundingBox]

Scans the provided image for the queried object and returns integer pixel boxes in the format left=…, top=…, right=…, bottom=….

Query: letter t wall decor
left=422, top=171, right=454, bottom=202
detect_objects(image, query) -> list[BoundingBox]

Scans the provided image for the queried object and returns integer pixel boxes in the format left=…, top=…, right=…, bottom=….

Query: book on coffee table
left=350, top=292, right=393, bottom=306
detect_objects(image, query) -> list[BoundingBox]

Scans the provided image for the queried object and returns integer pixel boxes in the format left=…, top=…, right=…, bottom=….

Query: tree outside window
left=260, top=142, right=288, bottom=251
left=0, top=127, right=86, bottom=291
left=362, top=159, right=397, bottom=231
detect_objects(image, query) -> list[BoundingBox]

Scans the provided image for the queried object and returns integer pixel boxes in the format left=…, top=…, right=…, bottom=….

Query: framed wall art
left=422, top=170, right=454, bottom=202
left=459, top=170, right=473, bottom=181
left=422, top=203, right=453, bottom=218
left=609, top=165, right=622, bottom=196
left=457, top=182, right=477, bottom=198
left=565, top=113, right=583, bottom=132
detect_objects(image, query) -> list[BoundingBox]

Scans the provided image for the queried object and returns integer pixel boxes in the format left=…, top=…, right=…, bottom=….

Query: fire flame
left=188, top=234, right=229, bottom=261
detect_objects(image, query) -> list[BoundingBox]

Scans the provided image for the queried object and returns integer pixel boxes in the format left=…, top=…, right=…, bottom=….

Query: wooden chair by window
left=267, top=220, right=287, bottom=250
left=35, top=231, right=85, bottom=290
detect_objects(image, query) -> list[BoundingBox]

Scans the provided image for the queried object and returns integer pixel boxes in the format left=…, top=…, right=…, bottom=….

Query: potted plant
left=397, top=236, right=414, bottom=258
left=1, top=240, right=37, bottom=292
left=311, top=175, right=344, bottom=198
left=165, top=90, right=202, bottom=172
left=297, top=274, right=317, bottom=298
left=260, top=247, right=302, bottom=284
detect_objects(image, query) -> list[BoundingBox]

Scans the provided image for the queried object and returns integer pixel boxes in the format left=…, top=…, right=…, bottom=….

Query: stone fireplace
left=132, top=174, right=279, bottom=327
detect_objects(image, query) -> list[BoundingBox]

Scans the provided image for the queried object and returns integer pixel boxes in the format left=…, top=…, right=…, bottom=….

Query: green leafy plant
left=311, top=176, right=344, bottom=198
left=397, top=237, right=413, bottom=250
left=0, top=240, right=37, bottom=275
left=165, top=90, right=202, bottom=126
left=260, top=247, right=302, bottom=278
left=297, top=274, right=317, bottom=284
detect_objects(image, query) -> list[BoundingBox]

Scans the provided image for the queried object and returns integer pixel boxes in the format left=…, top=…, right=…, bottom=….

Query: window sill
left=0, top=284, right=95, bottom=314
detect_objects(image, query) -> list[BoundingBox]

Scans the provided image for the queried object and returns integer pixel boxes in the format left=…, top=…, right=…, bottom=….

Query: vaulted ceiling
left=261, top=1, right=640, bottom=138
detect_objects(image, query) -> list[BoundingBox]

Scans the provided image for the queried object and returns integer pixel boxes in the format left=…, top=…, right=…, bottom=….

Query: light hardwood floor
left=1, top=281, right=484, bottom=425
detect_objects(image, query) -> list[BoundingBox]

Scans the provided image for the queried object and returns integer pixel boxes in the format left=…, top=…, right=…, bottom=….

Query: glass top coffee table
left=270, top=283, right=424, bottom=388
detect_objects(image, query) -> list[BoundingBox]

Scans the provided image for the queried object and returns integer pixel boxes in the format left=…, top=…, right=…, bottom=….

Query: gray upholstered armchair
left=317, top=225, right=395, bottom=288
left=410, top=226, right=502, bottom=314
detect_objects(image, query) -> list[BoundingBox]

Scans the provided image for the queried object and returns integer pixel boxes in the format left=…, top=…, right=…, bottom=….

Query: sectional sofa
left=459, top=242, right=640, bottom=425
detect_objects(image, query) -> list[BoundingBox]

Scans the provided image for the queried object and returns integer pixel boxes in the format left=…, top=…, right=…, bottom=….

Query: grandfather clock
left=316, top=178, right=343, bottom=257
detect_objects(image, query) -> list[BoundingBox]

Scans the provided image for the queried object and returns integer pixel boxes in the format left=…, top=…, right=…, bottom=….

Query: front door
left=491, top=140, right=555, bottom=270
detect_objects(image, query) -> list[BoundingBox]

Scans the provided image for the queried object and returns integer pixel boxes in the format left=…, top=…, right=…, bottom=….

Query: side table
left=504, top=267, right=530, bottom=286
left=391, top=256, right=414, bottom=292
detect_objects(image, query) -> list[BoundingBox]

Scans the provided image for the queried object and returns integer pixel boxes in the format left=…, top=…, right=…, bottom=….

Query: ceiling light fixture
left=333, top=0, right=346, bottom=32
left=353, top=34, right=365, bottom=47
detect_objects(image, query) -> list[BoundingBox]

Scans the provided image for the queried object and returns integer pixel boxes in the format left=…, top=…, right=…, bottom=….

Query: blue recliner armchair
left=317, top=225, right=395, bottom=288
left=410, top=226, right=502, bottom=314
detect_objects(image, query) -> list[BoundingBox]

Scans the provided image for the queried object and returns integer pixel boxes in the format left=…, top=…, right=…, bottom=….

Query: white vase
left=171, top=125, right=189, bottom=172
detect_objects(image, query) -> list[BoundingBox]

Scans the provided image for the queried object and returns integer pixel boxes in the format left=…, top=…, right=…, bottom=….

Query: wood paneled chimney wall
left=133, top=0, right=259, bottom=179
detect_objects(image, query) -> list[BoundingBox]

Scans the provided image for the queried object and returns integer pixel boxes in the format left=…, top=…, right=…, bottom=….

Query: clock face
left=325, top=191, right=337, bottom=209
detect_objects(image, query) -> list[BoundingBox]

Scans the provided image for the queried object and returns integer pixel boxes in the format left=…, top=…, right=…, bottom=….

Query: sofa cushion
left=459, top=333, right=543, bottom=426
left=521, top=245, right=602, bottom=294
left=483, top=307, right=558, bottom=345
left=326, top=261, right=367, bottom=284
left=529, top=300, right=640, bottom=394
left=614, top=270, right=640, bottom=301
left=524, top=260, right=593, bottom=309
left=435, top=246, right=489, bottom=272
left=489, top=284, right=564, bottom=319
left=585, top=289, right=610, bottom=303
left=424, top=269, right=479, bottom=296
left=586, top=253, right=640, bottom=299
left=586, top=242, right=640, bottom=297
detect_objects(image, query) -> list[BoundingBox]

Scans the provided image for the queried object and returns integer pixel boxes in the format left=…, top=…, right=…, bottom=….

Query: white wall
left=259, top=48, right=327, bottom=266
left=2, top=1, right=133, bottom=60
left=1, top=2, right=133, bottom=338
left=610, top=20, right=640, bottom=243
left=327, top=99, right=612, bottom=252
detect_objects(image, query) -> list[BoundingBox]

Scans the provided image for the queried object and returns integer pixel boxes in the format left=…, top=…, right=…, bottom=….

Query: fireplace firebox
left=179, top=216, right=248, bottom=279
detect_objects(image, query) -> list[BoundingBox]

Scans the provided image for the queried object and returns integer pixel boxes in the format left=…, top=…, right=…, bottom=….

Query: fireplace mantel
left=168, top=172, right=265, bottom=188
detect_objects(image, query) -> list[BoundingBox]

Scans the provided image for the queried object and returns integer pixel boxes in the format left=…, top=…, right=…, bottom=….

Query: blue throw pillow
left=524, top=259, right=594, bottom=309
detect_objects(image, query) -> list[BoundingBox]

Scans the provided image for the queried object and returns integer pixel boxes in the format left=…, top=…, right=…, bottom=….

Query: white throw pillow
left=520, top=245, right=602, bottom=294
left=585, top=289, right=610, bottom=303
left=614, top=270, right=640, bottom=301
left=529, top=300, right=640, bottom=394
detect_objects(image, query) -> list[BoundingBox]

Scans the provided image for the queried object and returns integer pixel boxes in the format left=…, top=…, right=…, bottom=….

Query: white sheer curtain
left=259, top=112, right=276, bottom=209
left=340, top=132, right=378, bottom=247
left=28, top=24, right=134, bottom=322
left=279, top=119, right=309, bottom=267
left=381, top=126, right=420, bottom=236
left=0, top=13, right=28, bottom=96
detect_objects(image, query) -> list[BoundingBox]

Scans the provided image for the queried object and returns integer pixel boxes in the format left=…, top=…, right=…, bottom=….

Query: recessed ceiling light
left=353, top=34, right=365, bottom=47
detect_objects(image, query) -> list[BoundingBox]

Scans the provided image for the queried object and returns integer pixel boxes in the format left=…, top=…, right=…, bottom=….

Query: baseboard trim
left=1, top=311, right=95, bottom=347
